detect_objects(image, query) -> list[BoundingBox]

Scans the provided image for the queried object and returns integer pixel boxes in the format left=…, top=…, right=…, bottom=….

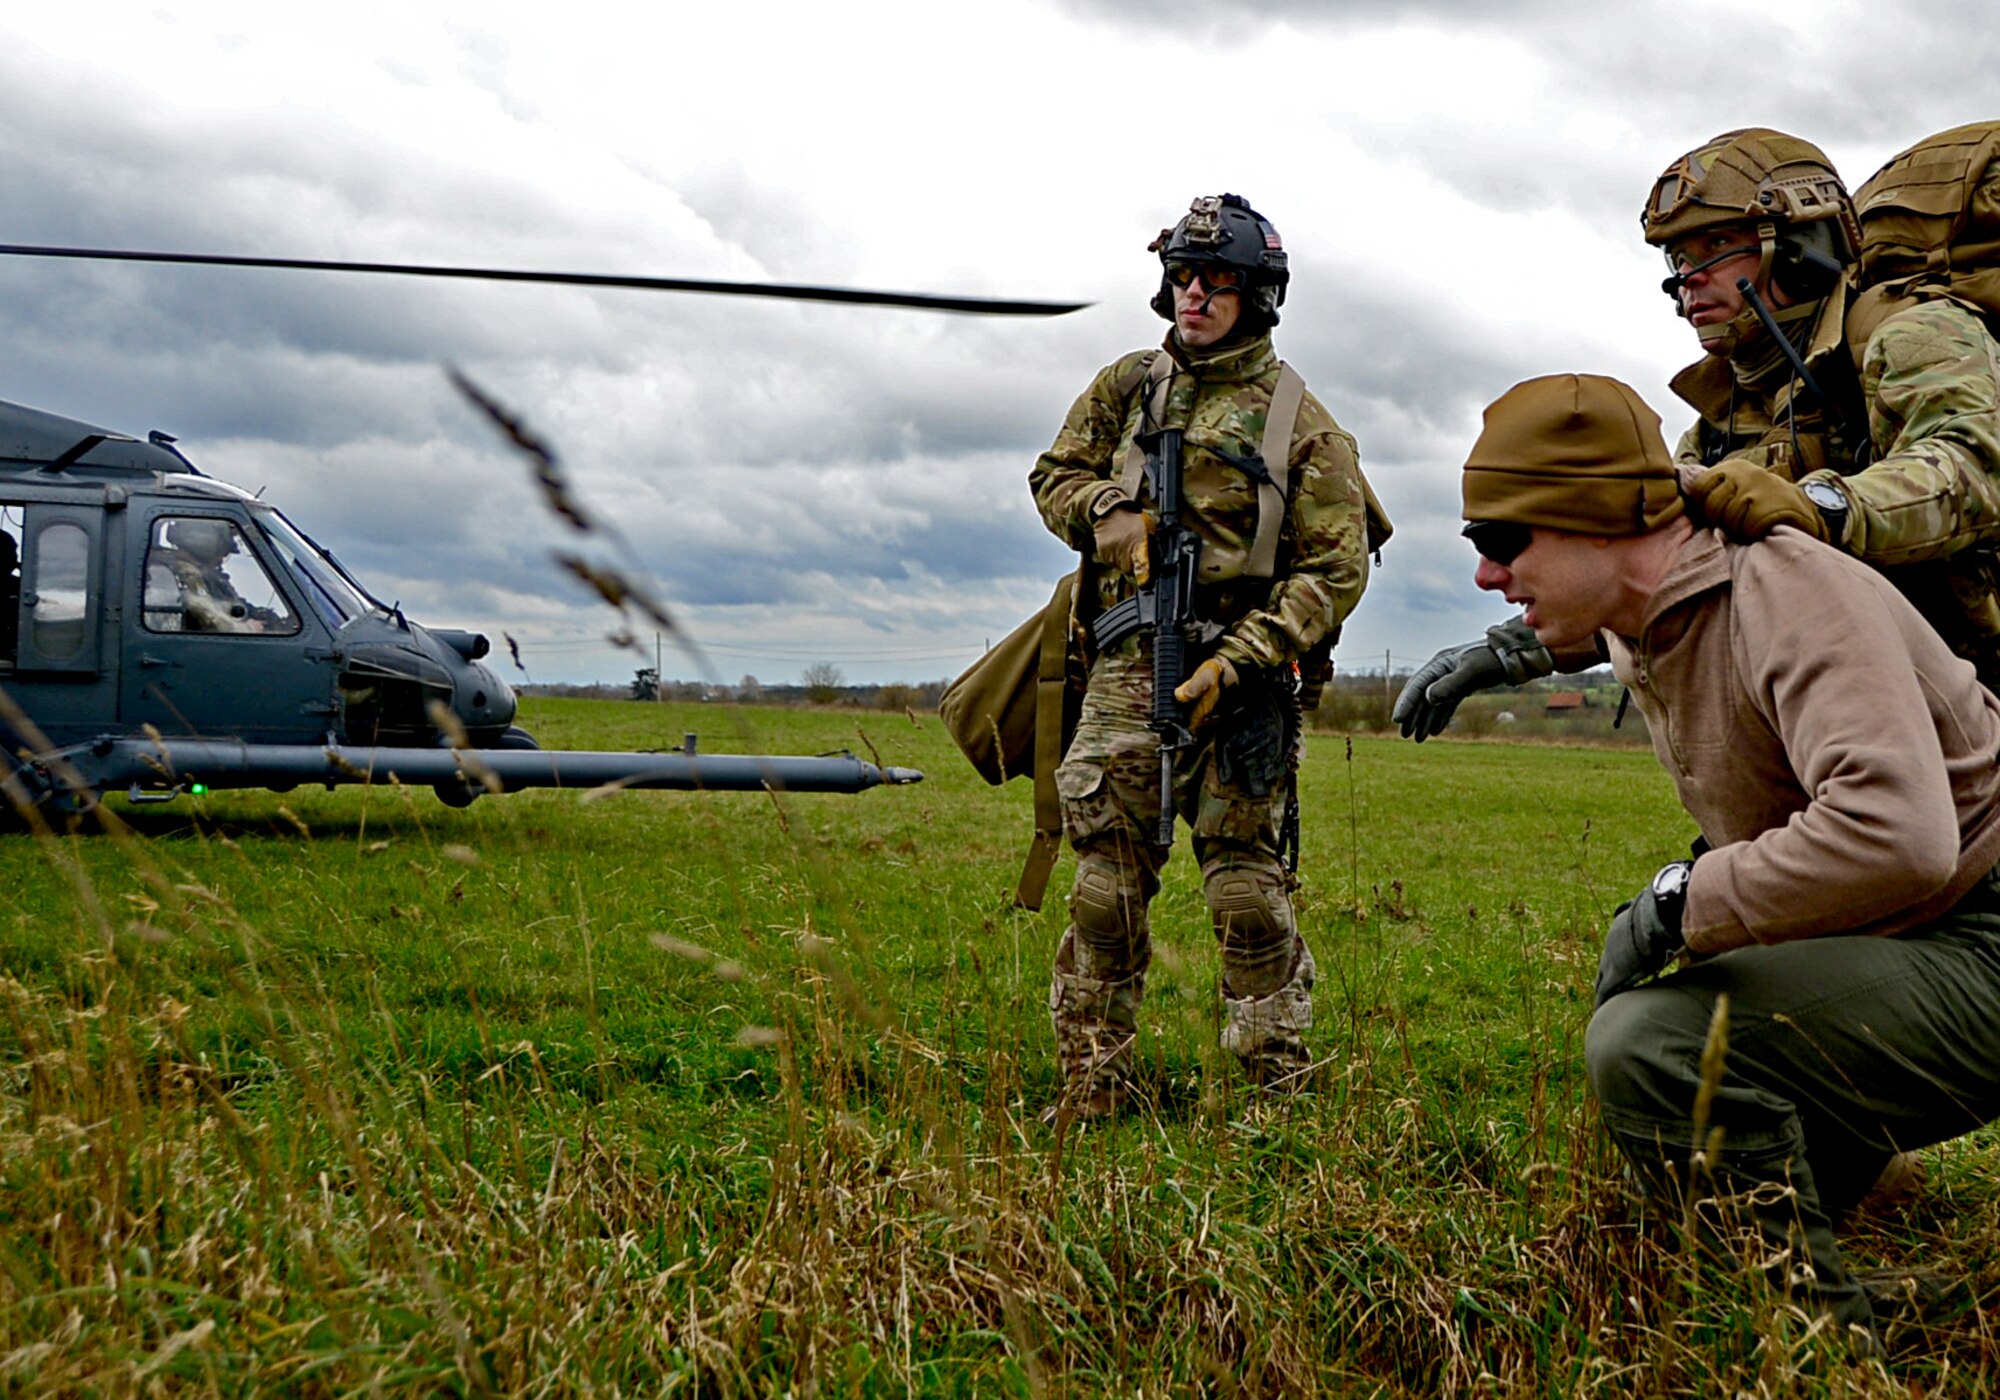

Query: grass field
left=3, top=697, right=1995, bottom=1395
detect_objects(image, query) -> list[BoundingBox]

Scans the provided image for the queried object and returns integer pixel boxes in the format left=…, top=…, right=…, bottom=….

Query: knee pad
left=1070, top=851, right=1148, bottom=966
left=1205, top=858, right=1294, bottom=997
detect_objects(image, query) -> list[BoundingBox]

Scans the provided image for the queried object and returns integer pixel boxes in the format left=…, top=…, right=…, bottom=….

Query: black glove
left=1392, top=616, right=1555, bottom=741
left=1594, top=861, right=1693, bottom=1008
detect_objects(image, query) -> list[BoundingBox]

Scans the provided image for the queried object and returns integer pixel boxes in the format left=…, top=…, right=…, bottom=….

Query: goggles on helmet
left=1461, top=519, right=1533, bottom=567
left=1641, top=130, right=1859, bottom=265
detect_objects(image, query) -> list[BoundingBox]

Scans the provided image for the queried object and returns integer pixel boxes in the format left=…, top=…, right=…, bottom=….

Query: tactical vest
left=1116, top=349, right=1312, bottom=581
left=940, top=346, right=1382, bottom=909
left=1685, top=289, right=2000, bottom=688
left=1098, top=350, right=1391, bottom=656
left=1684, top=124, right=2000, bottom=687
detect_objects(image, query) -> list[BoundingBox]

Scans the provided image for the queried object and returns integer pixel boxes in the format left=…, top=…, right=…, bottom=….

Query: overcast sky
left=4, top=1, right=1998, bottom=687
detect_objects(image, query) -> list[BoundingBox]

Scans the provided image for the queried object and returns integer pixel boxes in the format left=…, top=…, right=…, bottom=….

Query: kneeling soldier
left=1461, top=372, right=2000, bottom=1343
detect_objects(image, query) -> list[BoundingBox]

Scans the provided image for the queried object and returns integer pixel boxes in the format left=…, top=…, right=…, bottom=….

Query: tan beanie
left=1461, top=374, right=1683, bottom=535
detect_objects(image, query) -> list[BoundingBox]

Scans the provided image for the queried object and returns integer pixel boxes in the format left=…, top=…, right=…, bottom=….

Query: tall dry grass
left=4, top=725, right=1995, bottom=1395
left=3, top=381, right=1993, bottom=1395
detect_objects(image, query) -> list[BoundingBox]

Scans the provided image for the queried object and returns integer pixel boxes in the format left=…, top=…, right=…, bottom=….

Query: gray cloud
left=1056, top=0, right=1590, bottom=35
left=1074, top=0, right=2000, bottom=236
left=7, top=6, right=1993, bottom=689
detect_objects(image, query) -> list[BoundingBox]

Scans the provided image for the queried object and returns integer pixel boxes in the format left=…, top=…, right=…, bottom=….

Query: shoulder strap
left=1111, top=350, right=1153, bottom=404
left=1118, top=351, right=1175, bottom=498
left=1245, top=361, right=1307, bottom=579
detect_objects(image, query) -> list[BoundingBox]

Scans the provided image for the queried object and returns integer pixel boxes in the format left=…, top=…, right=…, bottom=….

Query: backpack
left=1843, top=122, right=2000, bottom=679
left=1850, top=121, right=2000, bottom=344
left=937, top=569, right=1084, bottom=910
left=938, top=351, right=1378, bottom=911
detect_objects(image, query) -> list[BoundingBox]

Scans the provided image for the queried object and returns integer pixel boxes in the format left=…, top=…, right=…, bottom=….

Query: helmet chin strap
left=1182, top=284, right=1248, bottom=325
left=1690, top=221, right=1779, bottom=356
left=1695, top=307, right=1761, bottom=355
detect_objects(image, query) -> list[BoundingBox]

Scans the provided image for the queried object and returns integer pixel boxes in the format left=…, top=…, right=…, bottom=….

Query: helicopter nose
left=460, top=665, right=518, bottom=729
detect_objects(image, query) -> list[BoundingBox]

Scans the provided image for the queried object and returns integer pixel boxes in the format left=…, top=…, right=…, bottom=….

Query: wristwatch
left=1802, top=479, right=1851, bottom=549
left=1649, top=859, right=1693, bottom=933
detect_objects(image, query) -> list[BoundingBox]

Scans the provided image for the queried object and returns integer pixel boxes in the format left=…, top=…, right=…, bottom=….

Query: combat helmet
left=165, top=518, right=237, bottom=562
left=1149, top=194, right=1289, bottom=330
left=1643, top=129, right=1859, bottom=348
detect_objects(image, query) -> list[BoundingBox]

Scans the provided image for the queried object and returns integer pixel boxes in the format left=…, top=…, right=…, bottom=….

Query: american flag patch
left=1265, top=233, right=1283, bottom=249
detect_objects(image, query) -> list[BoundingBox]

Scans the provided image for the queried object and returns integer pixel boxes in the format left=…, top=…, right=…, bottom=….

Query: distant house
left=1545, top=691, right=1590, bottom=715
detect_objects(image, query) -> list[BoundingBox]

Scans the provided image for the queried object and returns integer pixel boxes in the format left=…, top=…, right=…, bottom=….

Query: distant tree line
left=526, top=663, right=1642, bottom=738
left=521, top=669, right=953, bottom=712
left=1312, top=666, right=1649, bottom=745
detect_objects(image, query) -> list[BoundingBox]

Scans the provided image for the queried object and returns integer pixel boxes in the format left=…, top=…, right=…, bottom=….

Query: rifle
left=1144, top=427, right=1199, bottom=847
left=1088, top=427, right=1314, bottom=868
left=1087, top=426, right=1218, bottom=847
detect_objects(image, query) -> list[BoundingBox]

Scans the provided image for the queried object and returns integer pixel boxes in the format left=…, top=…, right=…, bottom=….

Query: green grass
left=1, top=698, right=1993, bottom=1395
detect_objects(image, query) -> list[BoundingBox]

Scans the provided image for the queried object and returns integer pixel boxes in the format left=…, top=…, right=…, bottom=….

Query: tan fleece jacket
left=1603, top=527, right=2000, bottom=953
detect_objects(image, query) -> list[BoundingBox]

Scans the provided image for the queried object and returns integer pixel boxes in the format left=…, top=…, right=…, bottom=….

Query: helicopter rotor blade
left=0, top=242, right=1091, bottom=317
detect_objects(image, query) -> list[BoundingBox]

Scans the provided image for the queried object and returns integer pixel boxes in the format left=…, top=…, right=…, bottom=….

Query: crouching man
left=1461, top=372, right=2000, bottom=1339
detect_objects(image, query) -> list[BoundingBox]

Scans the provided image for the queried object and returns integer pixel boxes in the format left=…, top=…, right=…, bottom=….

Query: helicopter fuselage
left=1, top=397, right=516, bottom=754
left=0, top=395, right=918, bottom=812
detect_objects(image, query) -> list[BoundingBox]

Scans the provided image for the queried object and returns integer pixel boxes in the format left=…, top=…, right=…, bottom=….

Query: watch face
left=1804, top=481, right=1846, bottom=513
left=1652, top=862, right=1691, bottom=901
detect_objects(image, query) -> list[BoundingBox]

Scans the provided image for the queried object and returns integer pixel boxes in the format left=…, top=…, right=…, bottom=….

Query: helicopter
left=0, top=243, right=1088, bottom=820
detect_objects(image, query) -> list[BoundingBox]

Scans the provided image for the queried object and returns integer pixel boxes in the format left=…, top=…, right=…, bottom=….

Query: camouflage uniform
left=1672, top=281, right=2000, bottom=682
left=1029, top=331, right=1374, bottom=1102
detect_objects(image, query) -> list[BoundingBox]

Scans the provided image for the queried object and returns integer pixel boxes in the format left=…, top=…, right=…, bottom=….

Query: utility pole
left=655, top=632, right=663, bottom=701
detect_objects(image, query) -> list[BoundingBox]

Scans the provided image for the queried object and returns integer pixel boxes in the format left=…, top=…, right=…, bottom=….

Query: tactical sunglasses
left=1461, top=519, right=1533, bottom=566
left=1164, top=262, right=1245, bottom=290
left=1659, top=240, right=1760, bottom=295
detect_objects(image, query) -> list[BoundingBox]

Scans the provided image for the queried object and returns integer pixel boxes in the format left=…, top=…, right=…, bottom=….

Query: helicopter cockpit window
left=256, top=510, right=376, bottom=630
left=143, top=517, right=300, bottom=636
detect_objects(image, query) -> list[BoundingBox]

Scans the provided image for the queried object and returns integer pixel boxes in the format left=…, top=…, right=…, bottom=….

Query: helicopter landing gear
left=0, top=757, right=44, bottom=827
left=432, top=776, right=479, bottom=808
left=1, top=757, right=103, bottom=830
left=430, top=727, right=535, bottom=805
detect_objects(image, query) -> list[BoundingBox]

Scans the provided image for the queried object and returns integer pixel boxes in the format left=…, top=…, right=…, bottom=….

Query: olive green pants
left=1586, top=863, right=2000, bottom=1329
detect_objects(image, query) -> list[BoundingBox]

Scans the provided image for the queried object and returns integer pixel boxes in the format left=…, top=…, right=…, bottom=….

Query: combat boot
left=1221, top=941, right=1315, bottom=1089
left=1043, top=930, right=1147, bottom=1126
left=1850, top=1151, right=1926, bottom=1220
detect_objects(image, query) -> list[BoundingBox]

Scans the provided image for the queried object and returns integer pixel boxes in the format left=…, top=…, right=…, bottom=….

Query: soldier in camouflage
left=160, top=518, right=275, bottom=634
left=1029, top=194, right=1386, bottom=1121
left=1394, top=127, right=2000, bottom=732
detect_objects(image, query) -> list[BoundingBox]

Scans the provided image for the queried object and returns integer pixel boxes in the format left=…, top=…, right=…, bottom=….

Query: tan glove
left=1174, top=656, right=1237, bottom=732
left=1092, top=506, right=1156, bottom=583
left=1684, top=461, right=1828, bottom=543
